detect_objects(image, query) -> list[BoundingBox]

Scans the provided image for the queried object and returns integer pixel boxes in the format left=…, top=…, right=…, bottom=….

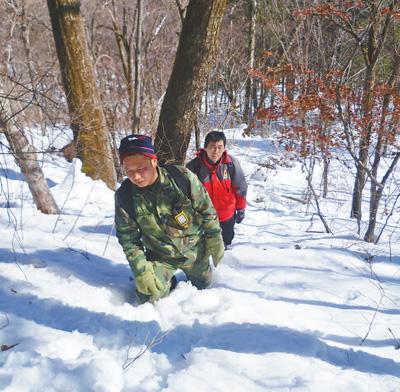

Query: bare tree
left=108, top=0, right=136, bottom=128
left=348, top=3, right=394, bottom=221
left=243, top=0, right=257, bottom=124
left=364, top=50, right=400, bottom=242
left=46, top=0, right=117, bottom=189
left=0, top=95, right=59, bottom=214
left=0, top=1, right=61, bottom=214
left=155, top=0, right=228, bottom=164
left=133, top=0, right=143, bottom=132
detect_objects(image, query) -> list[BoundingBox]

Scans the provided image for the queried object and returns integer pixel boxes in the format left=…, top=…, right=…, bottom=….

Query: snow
left=1, top=128, right=400, bottom=391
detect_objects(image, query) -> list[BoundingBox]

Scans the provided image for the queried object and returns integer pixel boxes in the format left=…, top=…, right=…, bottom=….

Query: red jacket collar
left=197, top=149, right=231, bottom=170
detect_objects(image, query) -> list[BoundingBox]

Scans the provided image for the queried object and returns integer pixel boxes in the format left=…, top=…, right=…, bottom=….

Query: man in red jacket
left=186, top=131, right=247, bottom=249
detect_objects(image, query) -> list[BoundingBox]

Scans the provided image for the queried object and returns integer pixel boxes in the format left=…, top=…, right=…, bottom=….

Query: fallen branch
left=122, top=329, right=170, bottom=372
left=0, top=314, right=9, bottom=330
left=280, top=194, right=309, bottom=205
left=388, top=328, right=400, bottom=350
left=1, top=343, right=19, bottom=351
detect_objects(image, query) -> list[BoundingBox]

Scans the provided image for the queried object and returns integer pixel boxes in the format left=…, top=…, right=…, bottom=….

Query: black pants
left=220, top=215, right=235, bottom=246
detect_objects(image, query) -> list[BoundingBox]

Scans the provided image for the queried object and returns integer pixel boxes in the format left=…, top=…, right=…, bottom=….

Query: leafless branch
left=0, top=314, right=9, bottom=330
left=122, top=329, right=170, bottom=372
left=388, top=328, right=400, bottom=350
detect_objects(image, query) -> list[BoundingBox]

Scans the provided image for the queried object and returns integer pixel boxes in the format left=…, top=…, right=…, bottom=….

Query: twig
left=360, top=294, right=383, bottom=344
left=52, top=159, right=77, bottom=233
left=375, top=192, right=400, bottom=244
left=1, top=343, right=19, bottom=351
left=102, top=222, right=115, bottom=256
left=305, top=171, right=333, bottom=234
left=122, top=329, right=170, bottom=372
left=0, top=314, right=9, bottom=330
left=306, top=214, right=325, bottom=233
left=67, top=247, right=90, bottom=260
left=360, top=255, right=385, bottom=344
left=280, top=194, right=309, bottom=205
left=62, top=171, right=97, bottom=241
left=388, top=328, right=400, bottom=350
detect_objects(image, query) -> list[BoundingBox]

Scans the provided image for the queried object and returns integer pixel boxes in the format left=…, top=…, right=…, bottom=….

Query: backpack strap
left=187, top=157, right=202, bottom=176
left=162, top=164, right=191, bottom=199
left=118, top=178, right=136, bottom=220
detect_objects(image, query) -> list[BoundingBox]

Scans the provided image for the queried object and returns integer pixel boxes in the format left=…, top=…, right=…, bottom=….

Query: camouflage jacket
left=115, top=165, right=221, bottom=276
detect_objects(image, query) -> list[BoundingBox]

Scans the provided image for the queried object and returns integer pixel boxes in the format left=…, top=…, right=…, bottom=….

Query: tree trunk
left=364, top=153, right=400, bottom=242
left=349, top=5, right=392, bottom=220
left=286, top=73, right=295, bottom=101
left=350, top=65, right=374, bottom=220
left=243, top=0, right=257, bottom=124
left=194, top=117, right=201, bottom=151
left=133, top=0, right=143, bottom=132
left=364, top=185, right=381, bottom=243
left=0, top=99, right=60, bottom=215
left=322, top=156, right=329, bottom=199
left=252, top=79, right=258, bottom=113
left=364, top=54, right=400, bottom=242
left=47, top=0, right=117, bottom=190
left=110, top=1, right=134, bottom=121
left=155, top=0, right=228, bottom=165
left=205, top=74, right=210, bottom=115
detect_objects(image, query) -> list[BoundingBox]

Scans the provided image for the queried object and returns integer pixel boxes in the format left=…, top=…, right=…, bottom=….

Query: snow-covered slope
left=0, top=130, right=399, bottom=391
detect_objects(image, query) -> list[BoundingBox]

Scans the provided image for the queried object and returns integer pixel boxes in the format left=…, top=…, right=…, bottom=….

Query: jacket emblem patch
left=174, top=210, right=189, bottom=228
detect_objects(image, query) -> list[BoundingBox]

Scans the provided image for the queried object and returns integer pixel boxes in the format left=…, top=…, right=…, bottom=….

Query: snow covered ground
left=1, top=129, right=400, bottom=391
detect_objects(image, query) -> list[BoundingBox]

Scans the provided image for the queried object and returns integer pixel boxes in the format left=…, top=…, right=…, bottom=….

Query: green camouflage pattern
left=115, top=166, right=223, bottom=295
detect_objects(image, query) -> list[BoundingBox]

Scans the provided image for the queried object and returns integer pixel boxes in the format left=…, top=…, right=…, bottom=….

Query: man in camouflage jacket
left=115, top=135, right=224, bottom=304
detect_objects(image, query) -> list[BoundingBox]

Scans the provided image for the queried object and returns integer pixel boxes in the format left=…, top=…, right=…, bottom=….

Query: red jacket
left=186, top=150, right=247, bottom=222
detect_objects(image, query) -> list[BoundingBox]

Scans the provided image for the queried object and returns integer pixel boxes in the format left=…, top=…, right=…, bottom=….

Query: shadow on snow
left=0, top=247, right=132, bottom=302
left=0, top=271, right=399, bottom=378
left=1, top=248, right=399, bottom=378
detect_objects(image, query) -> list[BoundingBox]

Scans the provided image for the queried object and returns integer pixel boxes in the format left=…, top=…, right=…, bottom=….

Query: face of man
left=122, top=154, right=158, bottom=187
left=205, top=140, right=225, bottom=164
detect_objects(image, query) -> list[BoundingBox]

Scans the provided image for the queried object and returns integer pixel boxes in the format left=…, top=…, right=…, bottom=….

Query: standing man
left=115, top=134, right=224, bottom=304
left=186, top=131, right=247, bottom=249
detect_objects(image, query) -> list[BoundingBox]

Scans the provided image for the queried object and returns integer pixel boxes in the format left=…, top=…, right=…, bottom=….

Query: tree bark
left=322, top=155, right=329, bottom=199
left=0, top=99, right=60, bottom=215
left=350, top=65, right=374, bottom=220
left=349, top=4, right=393, bottom=220
left=133, top=0, right=143, bottom=132
left=364, top=153, right=400, bottom=243
left=47, top=0, right=117, bottom=189
left=155, top=0, right=228, bottom=164
left=364, top=53, right=400, bottom=242
left=110, top=1, right=134, bottom=121
left=243, top=0, right=257, bottom=124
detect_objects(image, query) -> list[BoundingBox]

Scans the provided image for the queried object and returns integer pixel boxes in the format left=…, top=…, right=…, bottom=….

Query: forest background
left=1, top=0, right=400, bottom=244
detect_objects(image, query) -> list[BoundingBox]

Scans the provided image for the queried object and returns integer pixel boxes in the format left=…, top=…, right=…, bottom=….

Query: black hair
left=204, top=131, right=226, bottom=148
